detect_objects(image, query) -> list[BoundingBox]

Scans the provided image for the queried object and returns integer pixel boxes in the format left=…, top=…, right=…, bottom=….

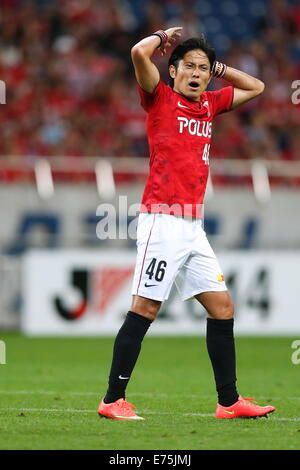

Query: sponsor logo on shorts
left=144, top=282, right=157, bottom=288
left=217, top=274, right=225, bottom=282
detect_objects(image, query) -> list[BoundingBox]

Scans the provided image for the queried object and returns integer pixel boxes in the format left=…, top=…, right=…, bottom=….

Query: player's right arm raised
left=131, top=27, right=183, bottom=93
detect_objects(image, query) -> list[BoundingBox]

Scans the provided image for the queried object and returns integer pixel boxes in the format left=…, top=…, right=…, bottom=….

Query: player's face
left=169, top=50, right=212, bottom=101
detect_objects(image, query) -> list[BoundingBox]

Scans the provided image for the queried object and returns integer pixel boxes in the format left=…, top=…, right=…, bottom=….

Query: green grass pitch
left=0, top=333, right=299, bottom=450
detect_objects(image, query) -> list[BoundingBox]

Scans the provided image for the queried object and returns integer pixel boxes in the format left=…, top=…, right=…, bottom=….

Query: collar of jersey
left=172, top=88, right=205, bottom=106
left=172, top=89, right=209, bottom=117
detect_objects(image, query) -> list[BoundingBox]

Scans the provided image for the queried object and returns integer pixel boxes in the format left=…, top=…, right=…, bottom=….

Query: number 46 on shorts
left=145, top=258, right=167, bottom=282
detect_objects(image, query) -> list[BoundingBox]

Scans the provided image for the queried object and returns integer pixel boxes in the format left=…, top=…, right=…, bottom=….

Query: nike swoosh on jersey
left=177, top=101, right=191, bottom=109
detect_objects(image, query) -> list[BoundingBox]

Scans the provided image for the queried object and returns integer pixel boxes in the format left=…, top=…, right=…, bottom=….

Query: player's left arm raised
left=219, top=65, right=265, bottom=109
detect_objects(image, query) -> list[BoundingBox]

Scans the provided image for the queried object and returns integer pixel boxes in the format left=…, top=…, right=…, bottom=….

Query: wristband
left=211, top=61, right=227, bottom=78
left=151, top=30, right=168, bottom=48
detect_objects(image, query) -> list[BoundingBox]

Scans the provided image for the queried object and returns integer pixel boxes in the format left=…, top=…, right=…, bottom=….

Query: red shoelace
left=240, top=397, right=258, bottom=405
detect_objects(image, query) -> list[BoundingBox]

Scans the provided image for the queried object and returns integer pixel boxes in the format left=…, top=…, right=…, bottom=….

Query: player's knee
left=224, top=300, right=235, bottom=319
left=131, top=296, right=161, bottom=321
left=142, top=301, right=160, bottom=321
left=209, top=299, right=234, bottom=320
left=213, top=300, right=235, bottom=320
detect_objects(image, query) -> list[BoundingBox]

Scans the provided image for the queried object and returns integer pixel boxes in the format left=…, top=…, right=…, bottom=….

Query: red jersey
left=138, top=80, right=233, bottom=217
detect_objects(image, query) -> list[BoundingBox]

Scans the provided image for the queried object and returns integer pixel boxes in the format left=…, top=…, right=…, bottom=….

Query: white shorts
left=131, top=213, right=227, bottom=302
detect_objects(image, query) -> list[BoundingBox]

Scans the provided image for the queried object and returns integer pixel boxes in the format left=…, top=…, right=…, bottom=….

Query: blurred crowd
left=0, top=0, right=299, bottom=171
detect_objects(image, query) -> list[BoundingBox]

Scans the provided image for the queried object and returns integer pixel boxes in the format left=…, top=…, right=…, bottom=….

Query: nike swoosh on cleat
left=223, top=410, right=235, bottom=415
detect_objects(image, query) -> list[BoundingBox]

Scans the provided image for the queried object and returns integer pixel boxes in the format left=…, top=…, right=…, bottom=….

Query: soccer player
left=98, top=27, right=276, bottom=420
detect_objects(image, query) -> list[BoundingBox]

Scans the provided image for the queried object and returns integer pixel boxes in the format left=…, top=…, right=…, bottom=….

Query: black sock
left=104, top=311, right=152, bottom=404
left=206, top=318, right=239, bottom=407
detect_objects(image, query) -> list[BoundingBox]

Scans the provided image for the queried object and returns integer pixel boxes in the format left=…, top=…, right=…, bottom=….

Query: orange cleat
left=216, top=396, right=276, bottom=419
left=98, top=398, right=144, bottom=421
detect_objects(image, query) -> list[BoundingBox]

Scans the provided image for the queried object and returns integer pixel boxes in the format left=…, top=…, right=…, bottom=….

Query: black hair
left=168, top=35, right=216, bottom=87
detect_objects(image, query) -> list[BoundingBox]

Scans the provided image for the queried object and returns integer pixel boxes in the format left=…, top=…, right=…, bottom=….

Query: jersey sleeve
left=208, top=86, right=234, bottom=116
left=138, top=80, right=168, bottom=112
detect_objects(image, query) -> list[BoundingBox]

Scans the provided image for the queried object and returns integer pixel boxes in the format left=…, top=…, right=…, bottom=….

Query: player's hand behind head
left=160, top=27, right=183, bottom=56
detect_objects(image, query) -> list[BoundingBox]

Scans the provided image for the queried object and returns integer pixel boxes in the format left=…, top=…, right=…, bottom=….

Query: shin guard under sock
left=206, top=317, right=239, bottom=407
left=104, top=311, right=152, bottom=403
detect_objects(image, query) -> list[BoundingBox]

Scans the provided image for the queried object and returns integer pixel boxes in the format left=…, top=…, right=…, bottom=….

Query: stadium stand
left=0, top=0, right=299, bottom=182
